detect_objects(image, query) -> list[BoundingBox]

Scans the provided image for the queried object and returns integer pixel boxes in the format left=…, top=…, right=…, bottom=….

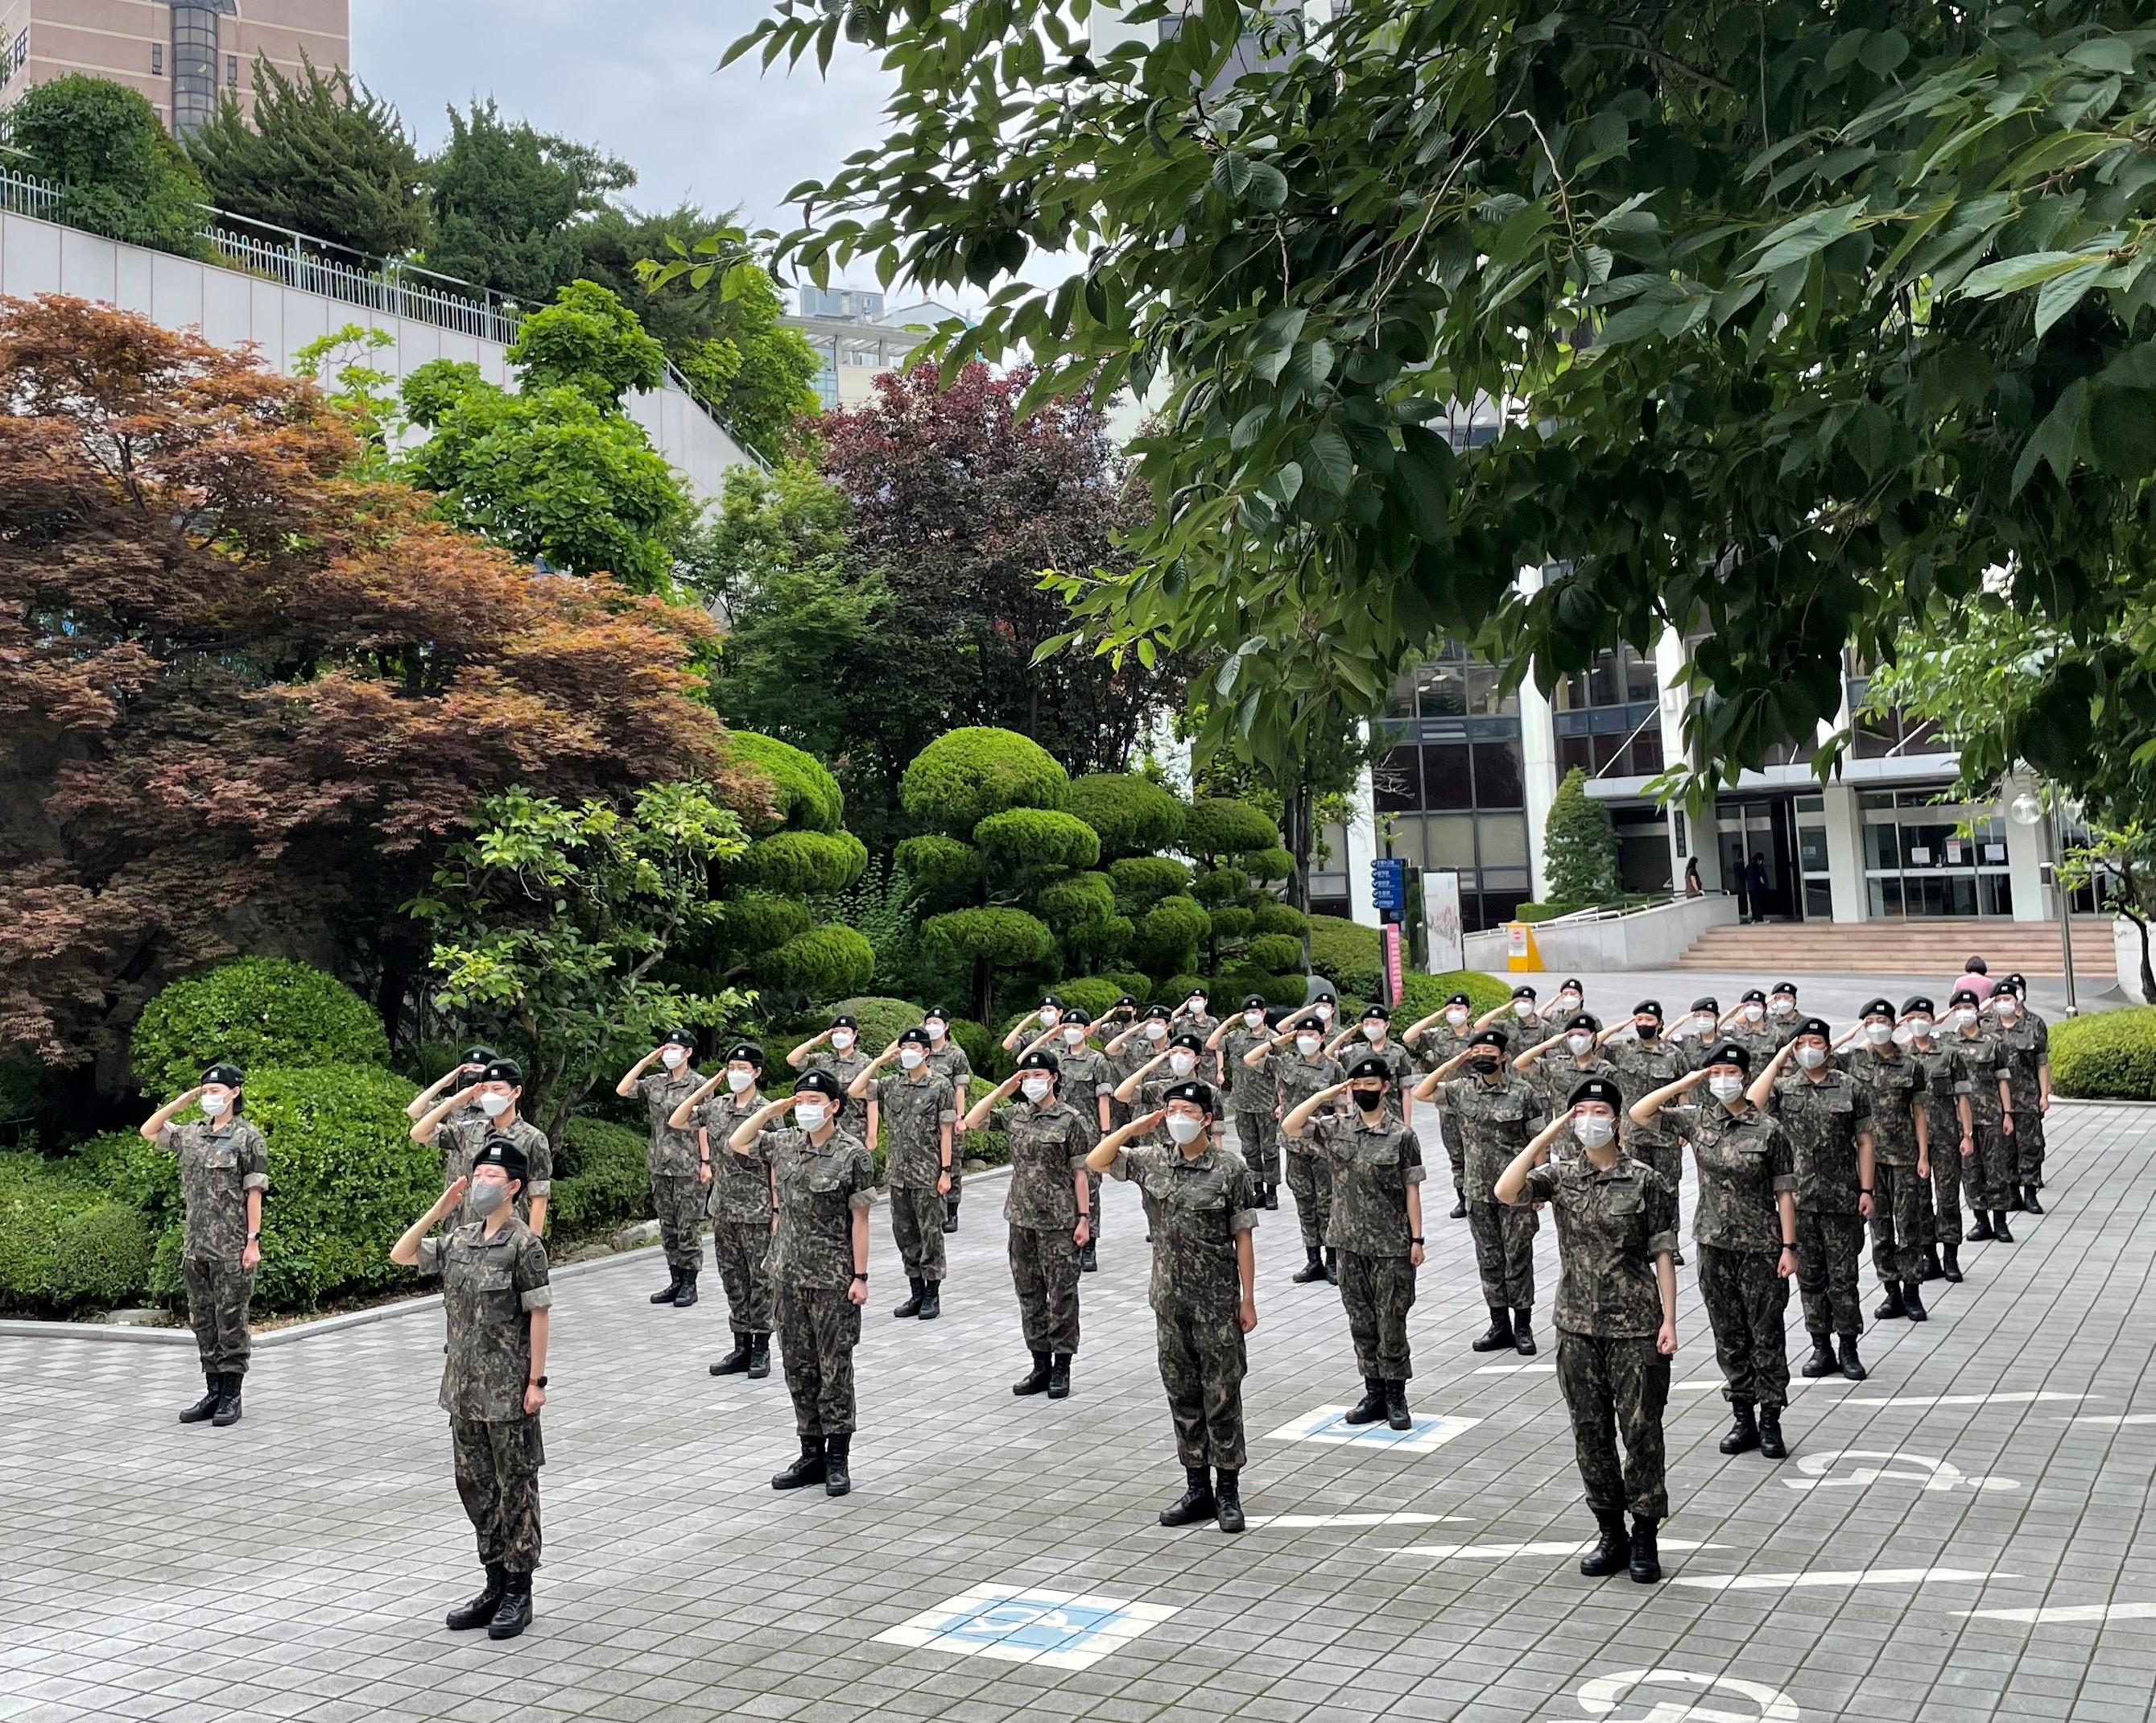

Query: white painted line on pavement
left=1471, top=1363, right=1554, bottom=1374
left=1675, top=1567, right=2012, bottom=1593
left=1245, top=1511, right=1468, bottom=1529
left=1839, top=1390, right=2093, bottom=1410
left=2068, top=1413, right=2156, bottom=1426
left=1386, top=1537, right=1727, bottom=1562
left=1960, top=1602, right=2156, bottom=1624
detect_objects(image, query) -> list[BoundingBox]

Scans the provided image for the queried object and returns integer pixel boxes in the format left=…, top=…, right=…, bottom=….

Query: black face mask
left=1471, top=1056, right=1501, bottom=1074
left=1353, top=1088, right=1386, bottom=1113
left=1637, top=1022, right=1659, bottom=1039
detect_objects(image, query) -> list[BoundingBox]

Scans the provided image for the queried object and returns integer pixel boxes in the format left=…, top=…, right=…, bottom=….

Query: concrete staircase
left=1677, top=917, right=2113, bottom=977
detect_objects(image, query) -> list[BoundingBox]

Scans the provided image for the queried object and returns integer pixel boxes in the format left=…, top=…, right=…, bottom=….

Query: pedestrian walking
left=1244, top=1009, right=1347, bottom=1283
left=411, top=1060, right=551, bottom=1236
left=1401, top=990, right=1478, bottom=1218
left=1495, top=1077, right=1677, bottom=1584
left=615, top=1030, right=708, bottom=1308
left=1848, top=998, right=1931, bottom=1322
left=1209, top=995, right=1284, bottom=1211
left=1947, top=989, right=2018, bottom=1243
left=1417, top=1030, right=1546, bottom=1355
left=389, top=1136, right=551, bottom=1640
left=670, top=1044, right=776, bottom=1378
left=848, top=1028, right=955, bottom=1320
left=139, top=1064, right=267, bottom=1427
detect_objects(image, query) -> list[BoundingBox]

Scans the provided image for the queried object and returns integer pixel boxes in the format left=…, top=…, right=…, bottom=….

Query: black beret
left=1040, top=993, right=1065, bottom=1008
left=1447, top=992, right=1472, bottom=1006
left=662, top=1027, right=697, bottom=1050
left=1947, top=988, right=1980, bottom=1006
left=1704, top=1040, right=1753, bottom=1072
left=897, top=1026, right=931, bottom=1046
left=1770, top=980, right=1799, bottom=997
left=830, top=1014, right=859, bottom=1031
left=1345, top=1055, right=1394, bottom=1082
left=923, top=1006, right=952, bottom=1022
left=1861, top=997, right=1896, bottom=1019
left=1741, top=988, right=1767, bottom=1004
left=791, top=1069, right=846, bottom=1108
left=1142, top=1004, right=1173, bottom=1021
left=1634, top=999, right=1662, bottom=1019
left=1566, top=1012, right=1600, bottom=1033
left=200, top=1062, right=245, bottom=1089
left=1691, top=996, right=1720, bottom=1013
left=1113, top=994, right=1138, bottom=1009
left=1902, top=996, right=1935, bottom=1018
left=462, top=1044, right=499, bottom=1068
left=1063, top=1008, right=1092, bottom=1027
left=1568, top=1076, right=1624, bottom=1111
left=1469, top=1030, right=1510, bottom=1051
left=1797, top=1017, right=1832, bottom=1039
left=1559, top=977, right=1584, bottom=991
left=726, top=1043, right=764, bottom=1067
left=1361, top=1004, right=1391, bottom=1021
left=1161, top=1079, right=1216, bottom=1112
left=472, top=1134, right=529, bottom=1184
left=1186, top=985, right=1210, bottom=999
left=1242, top=994, right=1268, bottom=1009
left=1512, top=984, right=1538, bottom=999
left=1018, top=1049, right=1061, bottom=1076
left=480, top=1059, right=522, bottom=1086
left=1168, top=1032, right=1206, bottom=1052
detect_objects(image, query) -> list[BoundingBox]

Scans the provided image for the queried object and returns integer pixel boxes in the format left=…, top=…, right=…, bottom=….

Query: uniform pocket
left=202, top=1146, right=239, bottom=1170
left=473, top=1264, right=515, bottom=1293
left=1605, top=1187, right=1644, bottom=1216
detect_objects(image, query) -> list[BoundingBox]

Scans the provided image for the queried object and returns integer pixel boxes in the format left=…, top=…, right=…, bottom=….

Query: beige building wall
left=0, top=0, right=348, bottom=134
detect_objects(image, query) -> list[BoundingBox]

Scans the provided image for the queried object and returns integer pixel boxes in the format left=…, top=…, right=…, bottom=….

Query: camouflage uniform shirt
left=760, top=1126, right=875, bottom=1290
left=637, top=1070, right=706, bottom=1176
left=692, top=1091, right=773, bottom=1225
left=1994, top=1014, right=2050, bottom=1114
left=807, top=1046, right=875, bottom=1095
left=1849, top=1046, right=1925, bottom=1167
left=1953, top=1029, right=2009, bottom=1126
left=1768, top=1070, right=1873, bottom=1214
left=1909, top=1043, right=1972, bottom=1147
left=439, top=1114, right=553, bottom=1204
left=1533, top=1052, right=1623, bottom=1120
left=1269, top=1051, right=1348, bottom=1141
left=416, top=1217, right=552, bottom=1421
left=1518, top=1155, right=1678, bottom=1337
left=1309, top=1113, right=1424, bottom=1255
left=1605, top=1036, right=1691, bottom=1153
left=993, top=1099, right=1092, bottom=1230
left=1106, top=1142, right=1259, bottom=1321
left=157, top=1116, right=271, bottom=1262
left=1666, top=1102, right=1797, bottom=1254
left=1220, top=1025, right=1279, bottom=1113
left=1437, top=1071, right=1547, bottom=1196
left=1054, top=1043, right=1115, bottom=1126
left=923, top=1040, right=973, bottom=1109
left=869, top=1070, right=954, bottom=1188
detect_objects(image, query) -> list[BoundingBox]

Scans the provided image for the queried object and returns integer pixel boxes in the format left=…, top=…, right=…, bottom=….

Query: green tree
left=1544, top=767, right=1622, bottom=909
left=130, top=958, right=389, bottom=1097
left=425, top=99, right=632, bottom=303
left=184, top=54, right=427, bottom=258
left=9, top=75, right=204, bottom=254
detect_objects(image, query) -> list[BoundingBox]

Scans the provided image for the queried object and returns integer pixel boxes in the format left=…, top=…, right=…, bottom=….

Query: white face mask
left=925, top=1021, right=947, bottom=1042
left=1997, top=999, right=2020, bottom=1019
left=1708, top=1074, right=1745, bottom=1103
left=1145, top=1021, right=1168, bottom=1042
left=1187, top=998, right=1208, bottom=1014
left=1566, top=1033, right=1593, bottom=1056
left=1361, top=1023, right=1385, bottom=1043
left=1890, top=1023, right=1914, bottom=1047
left=1513, top=1000, right=1534, bottom=1019
left=725, top=1068, right=754, bottom=1093
left=1572, top=1112, right=1615, bottom=1147
left=1947, top=1010, right=1975, bottom=1031
left=1445, top=1007, right=1468, bottom=1027
left=1556, top=994, right=1580, bottom=1014
left=1063, top=1027, right=1086, bottom=1046
left=1168, top=1052, right=1196, bottom=1076
left=1021, top=1076, right=1052, bottom=1103
left=898, top=1047, right=925, bottom=1070
left=1039, top=1008, right=1060, bottom=1027
left=1795, top=1045, right=1827, bottom=1070
left=478, top=1091, right=512, bottom=1118
left=1244, top=1010, right=1265, bottom=1029
left=1865, top=1021, right=1893, bottom=1044
left=660, top=1047, right=687, bottom=1068
left=832, top=1030, right=856, bottom=1051
left=795, top=1103, right=828, bottom=1132
left=1315, top=1002, right=1335, bottom=1022
left=1742, top=1003, right=1765, bottom=1023
left=1295, top=1035, right=1321, bottom=1057
left=1165, top=1114, right=1205, bottom=1145
left=1906, top=1019, right=1933, bottom=1040
left=1770, top=998, right=1795, bottom=1017
left=199, top=1089, right=232, bottom=1118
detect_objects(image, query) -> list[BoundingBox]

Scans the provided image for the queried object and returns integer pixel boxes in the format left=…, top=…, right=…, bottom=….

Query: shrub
left=1110, top=856, right=1192, bottom=913
left=1039, top=870, right=1117, bottom=930
left=894, top=834, right=983, bottom=906
left=131, top=957, right=390, bottom=1097
left=1136, top=895, right=1212, bottom=967
left=829, top=996, right=926, bottom=1053
left=1246, top=933, right=1305, bottom=974
left=1066, top=773, right=1186, bottom=860
left=901, top=727, right=1068, bottom=835
left=550, top=1115, right=651, bottom=1240
left=1243, top=846, right=1296, bottom=885
left=946, top=1018, right=996, bottom=1079
left=726, top=730, right=846, bottom=833
left=755, top=924, right=877, bottom=1001
left=1063, top=913, right=1135, bottom=962
left=1054, top=978, right=1125, bottom=1019
left=1544, top=766, right=1622, bottom=906
left=1182, top=797, right=1281, bottom=861
left=68, top=1131, right=181, bottom=1229
left=1191, top=867, right=1249, bottom=906
left=1207, top=905, right=1256, bottom=943
left=1513, top=901, right=1583, bottom=923
left=721, top=892, right=816, bottom=957
left=0, top=1153, right=156, bottom=1315
left=9, top=75, right=207, bottom=254
left=1254, top=972, right=1315, bottom=1007
left=1252, top=901, right=1310, bottom=937
left=1308, top=915, right=1382, bottom=998
left=1101, top=967, right=1153, bottom=1002
left=1162, top=973, right=1208, bottom=1004
left=2051, top=1007, right=2156, bottom=1100
left=923, top=907, right=1057, bottom=970
left=732, top=828, right=869, bottom=895
left=1398, top=970, right=1514, bottom=1020
left=973, top=808, right=1103, bottom=873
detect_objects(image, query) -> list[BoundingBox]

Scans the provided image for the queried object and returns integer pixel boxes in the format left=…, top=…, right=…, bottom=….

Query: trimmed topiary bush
left=894, top=834, right=983, bottom=906
left=131, top=957, right=390, bottom=1097
left=973, top=808, right=1103, bottom=873
left=731, top=828, right=869, bottom=895
left=1039, top=871, right=1117, bottom=929
left=1308, top=915, right=1383, bottom=998
left=1246, top=933, right=1305, bottom=974
left=922, top=908, right=1057, bottom=1023
left=722, top=892, right=816, bottom=956
left=1398, top=969, right=1514, bottom=1020
left=0, top=1153, right=155, bottom=1316
left=1066, top=773, right=1186, bottom=860
left=550, top=1115, right=652, bottom=1240
left=1190, top=867, right=1249, bottom=907
left=1110, top=856, right=1192, bottom=914
left=1242, top=846, right=1295, bottom=886
left=1208, top=905, right=1257, bottom=943
left=1054, top=977, right=1125, bottom=1019
left=945, top=1017, right=996, bottom=1080
left=829, top=996, right=927, bottom=1054
left=1136, top=895, right=1211, bottom=969
left=2051, top=1007, right=2156, bottom=1100
left=725, top=730, right=846, bottom=833
left=1544, top=766, right=1622, bottom=907
left=901, top=726, right=1068, bottom=835
left=1252, top=901, right=1310, bottom=938
left=755, top=924, right=877, bottom=1001
left=1182, top=797, right=1281, bottom=862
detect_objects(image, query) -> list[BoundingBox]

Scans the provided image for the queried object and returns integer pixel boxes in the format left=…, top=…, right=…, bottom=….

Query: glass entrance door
left=1716, top=799, right=1802, bottom=922
left=1860, top=791, right=2012, bottom=916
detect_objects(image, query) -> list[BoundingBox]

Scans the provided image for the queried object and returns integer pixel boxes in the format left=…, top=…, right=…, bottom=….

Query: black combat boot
left=916, top=1282, right=941, bottom=1320
left=894, top=1276, right=924, bottom=1319
left=1383, top=1379, right=1412, bottom=1432
left=746, top=1333, right=770, bottom=1378
left=1342, top=1377, right=1387, bottom=1424
left=1800, top=1333, right=1838, bottom=1378
left=1719, top=1402, right=1760, bottom=1455
left=1903, top=1280, right=1928, bottom=1322
left=824, top=1433, right=852, bottom=1497
left=486, top=1572, right=532, bottom=1639
left=1579, top=1510, right=1630, bottom=1576
left=2023, top=1184, right=2044, bottom=1215
left=1292, top=1247, right=1328, bottom=1283
left=771, top=1434, right=827, bottom=1490
left=649, top=1272, right=683, bottom=1304
left=1875, top=1282, right=1908, bottom=1320
left=1214, top=1469, right=1245, bottom=1533
left=1263, top=1184, right=1278, bottom=1210
left=1757, top=1404, right=1787, bottom=1460
left=211, top=1374, right=243, bottom=1428
left=1629, top=1516, right=1662, bottom=1583
left=2008, top=1184, right=2026, bottom=1212
left=180, top=1373, right=221, bottom=1424
left=1941, top=1244, right=1963, bottom=1283
left=1449, top=1185, right=1468, bottom=1220
left=672, top=1266, right=699, bottom=1308
left=1158, top=1465, right=1216, bottom=1527
left=1470, top=1308, right=1516, bottom=1353
left=1047, top=1353, right=1072, bottom=1400
left=1323, top=1248, right=1339, bottom=1284
left=1968, top=1210, right=1995, bottom=1241
left=1991, top=1210, right=2014, bottom=1242
left=1080, top=1241, right=1098, bottom=1273
left=1922, top=1244, right=1943, bottom=1283
left=1837, top=1335, right=1867, bottom=1382
left=446, top=1564, right=508, bottom=1630
left=709, top=1334, right=752, bottom=1376
left=1513, top=1308, right=1536, bottom=1357
left=943, top=1197, right=960, bottom=1234
left=1012, top=1351, right=1052, bottom=1395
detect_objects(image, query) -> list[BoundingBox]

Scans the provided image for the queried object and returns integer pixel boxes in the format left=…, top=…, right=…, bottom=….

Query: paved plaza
left=4, top=1101, right=2154, bottom=1723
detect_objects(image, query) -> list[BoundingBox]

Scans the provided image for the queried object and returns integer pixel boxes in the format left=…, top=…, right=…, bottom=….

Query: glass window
left=1419, top=742, right=1473, bottom=809
left=1864, top=820, right=1901, bottom=870
left=1373, top=746, right=1419, bottom=812
left=1473, top=740, right=1525, bottom=808
left=1464, top=658, right=1516, bottom=716
left=1415, top=657, right=1467, bottom=717
left=1477, top=813, right=1531, bottom=870
left=1556, top=733, right=1594, bottom=776
left=1386, top=819, right=1424, bottom=870
left=1423, top=813, right=1477, bottom=870
left=1797, top=822, right=1828, bottom=873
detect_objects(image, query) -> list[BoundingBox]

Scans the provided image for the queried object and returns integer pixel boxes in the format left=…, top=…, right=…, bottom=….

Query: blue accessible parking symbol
left=875, top=1584, right=1179, bottom=1670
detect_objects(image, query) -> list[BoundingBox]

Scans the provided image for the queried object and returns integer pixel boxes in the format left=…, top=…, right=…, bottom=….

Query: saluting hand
left=436, top=1176, right=469, bottom=1218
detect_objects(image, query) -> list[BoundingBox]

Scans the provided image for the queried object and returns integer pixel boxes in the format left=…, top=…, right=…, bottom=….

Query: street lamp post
left=2009, top=788, right=2079, bottom=1018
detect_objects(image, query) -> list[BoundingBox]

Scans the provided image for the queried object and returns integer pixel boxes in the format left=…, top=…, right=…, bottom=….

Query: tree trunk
left=2128, top=908, right=2155, bottom=1004
left=1287, top=779, right=1315, bottom=973
left=974, top=954, right=994, bottom=1030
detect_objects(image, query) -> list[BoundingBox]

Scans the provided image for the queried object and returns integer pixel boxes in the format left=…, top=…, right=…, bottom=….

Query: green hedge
left=2051, top=1007, right=2156, bottom=1100
left=0, top=1153, right=155, bottom=1316
left=1308, top=915, right=1382, bottom=998
left=551, top=1115, right=651, bottom=1240
left=130, top=957, right=390, bottom=1096
left=1398, top=970, right=1514, bottom=1019
left=830, top=995, right=927, bottom=1056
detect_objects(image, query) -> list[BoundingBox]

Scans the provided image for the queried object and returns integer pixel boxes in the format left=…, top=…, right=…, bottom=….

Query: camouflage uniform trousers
left=1969, top=1119, right=2015, bottom=1212
left=776, top=1284, right=861, bottom=1437
left=451, top=1415, right=544, bottom=1573
left=1555, top=1332, right=1670, bottom=1519
left=182, top=1258, right=254, bottom=1378
left=710, top=1219, right=774, bottom=1336
left=1087, top=1168, right=1105, bottom=1242
left=1437, top=1107, right=1465, bottom=1195
left=1869, top=1163, right=1926, bottom=1285
left=1467, top=1200, right=1537, bottom=1309
left=1008, top=1225, right=1081, bottom=1355
left=889, top=1185, right=948, bottom=1282
left=1924, top=1140, right=1968, bottom=1248
left=1793, top=1209, right=1865, bottom=1339
left=1234, top=1110, right=1278, bottom=1187
left=1283, top=1145, right=1333, bottom=1252
left=1158, top=1305, right=1248, bottom=1470
left=1694, top=1244, right=1790, bottom=1410
left=2007, top=1109, right=2047, bottom=1189
left=1336, top=1249, right=1416, bottom=1381
left=651, top=1171, right=706, bottom=1275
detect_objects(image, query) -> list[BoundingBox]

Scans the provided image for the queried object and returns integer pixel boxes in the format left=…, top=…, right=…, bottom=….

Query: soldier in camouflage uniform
left=1497, top=1076, right=1677, bottom=1585
left=141, top=1063, right=269, bottom=1428
left=1991, top=982, right=2051, bottom=1213
left=963, top=1050, right=1094, bottom=1398
left=1671, top=995, right=1723, bottom=1071
left=1327, top=1006, right=1420, bottom=1128
left=1088, top=1079, right=1260, bottom=1534
left=920, top=1006, right=974, bottom=1233
left=1045, top=1009, right=1115, bottom=1268
left=1246, top=1011, right=1347, bottom=1283
left=788, top=1014, right=874, bottom=1092
left=1420, top=1030, right=1546, bottom=1355
left=391, top=1134, right=551, bottom=1641
left=1633, top=1046, right=1799, bottom=1461
left=1766, top=981, right=1803, bottom=1047
left=1600, top=1002, right=1690, bottom=1250
left=1753, top=1019, right=1876, bottom=1382
left=850, top=1027, right=956, bottom=1320
left=1172, top=986, right=1223, bottom=1080
left=405, top=1044, right=498, bottom=1129
left=1902, top=998, right=1974, bottom=1282
left=1209, top=995, right=1283, bottom=1209
left=1848, top=997, right=1931, bottom=1322
left=1284, top=1056, right=1427, bottom=1432
left=412, top=1060, right=553, bottom=1237
left=1719, top=990, right=1781, bottom=1074
left=1514, top=1012, right=1622, bottom=1122
left=729, top=1070, right=875, bottom=1498
left=1947, top=987, right=2018, bottom=1242
left=616, top=1029, right=709, bottom=1308
left=672, top=1043, right=777, bottom=1378
left=1403, top=990, right=1479, bottom=1217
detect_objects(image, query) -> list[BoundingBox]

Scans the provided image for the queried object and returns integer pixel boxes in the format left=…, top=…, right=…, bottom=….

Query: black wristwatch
left=852, top=1271, right=868, bottom=1283
left=1861, top=1187, right=1873, bottom=1195
left=528, top=1375, right=547, bottom=1389
left=1410, top=1236, right=1425, bottom=1245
